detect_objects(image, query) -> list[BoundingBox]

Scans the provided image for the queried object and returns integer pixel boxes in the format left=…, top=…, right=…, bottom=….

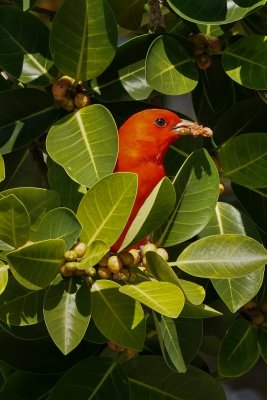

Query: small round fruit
left=64, top=250, right=78, bottom=262
left=62, top=98, right=75, bottom=112
left=74, top=93, right=90, bottom=108
left=119, top=251, right=134, bottom=266
left=114, top=268, right=130, bottom=281
left=128, top=249, right=141, bottom=265
left=156, top=247, right=169, bottom=261
left=127, top=270, right=138, bottom=283
left=84, top=266, right=97, bottom=277
left=52, top=75, right=75, bottom=101
left=60, top=265, right=73, bottom=277
left=196, top=54, right=212, bottom=70
left=72, top=242, right=87, bottom=258
left=98, top=253, right=110, bottom=267
left=74, top=269, right=85, bottom=276
left=243, top=300, right=257, bottom=311
left=190, top=33, right=207, bottom=46
left=207, top=36, right=221, bottom=53
left=107, top=255, right=123, bottom=273
left=219, top=183, right=225, bottom=195
left=141, top=243, right=157, bottom=257
left=251, top=313, right=264, bottom=326
left=65, top=261, right=78, bottom=271
left=98, top=266, right=112, bottom=279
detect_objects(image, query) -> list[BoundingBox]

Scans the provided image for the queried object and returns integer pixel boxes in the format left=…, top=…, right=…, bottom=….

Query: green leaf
left=218, top=319, right=259, bottom=377
left=44, top=275, right=91, bottom=355
left=0, top=187, right=60, bottom=229
left=180, top=303, right=222, bottom=318
left=77, top=240, right=109, bottom=269
left=91, top=280, right=145, bottom=351
left=223, top=35, right=267, bottom=90
left=47, top=158, right=85, bottom=212
left=0, top=262, right=8, bottom=295
left=177, top=234, right=267, bottom=279
left=120, top=281, right=185, bottom=318
left=77, top=173, right=137, bottom=248
left=0, top=88, right=58, bottom=154
left=7, top=239, right=65, bottom=290
left=0, top=7, right=54, bottom=84
left=0, top=275, right=45, bottom=326
left=46, top=104, right=118, bottom=188
left=49, top=357, right=130, bottom=400
left=146, top=35, right=198, bottom=95
left=91, top=34, right=154, bottom=102
left=219, top=133, right=267, bottom=188
left=257, top=328, right=267, bottom=363
left=31, top=207, right=82, bottom=249
left=120, top=177, right=176, bottom=251
left=0, top=154, right=4, bottom=183
left=108, top=0, right=145, bottom=30
left=0, top=194, right=30, bottom=249
left=167, top=0, right=266, bottom=24
left=212, top=268, right=265, bottom=313
left=174, top=318, right=203, bottom=366
left=156, top=149, right=219, bottom=247
left=145, top=251, right=205, bottom=305
left=50, top=0, right=117, bottom=80
left=124, top=355, right=226, bottom=400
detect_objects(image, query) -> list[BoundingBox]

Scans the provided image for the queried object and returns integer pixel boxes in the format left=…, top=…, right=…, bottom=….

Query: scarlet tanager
left=111, top=108, right=212, bottom=252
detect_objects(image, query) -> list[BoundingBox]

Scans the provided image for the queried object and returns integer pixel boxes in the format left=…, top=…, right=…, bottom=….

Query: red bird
left=111, top=108, right=212, bottom=252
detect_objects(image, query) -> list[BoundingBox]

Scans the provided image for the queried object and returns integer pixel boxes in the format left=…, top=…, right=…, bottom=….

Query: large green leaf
left=91, top=280, right=145, bottom=351
left=0, top=275, right=45, bottom=326
left=124, top=356, right=226, bottom=400
left=7, top=239, right=65, bottom=290
left=223, top=35, right=267, bottom=90
left=50, top=0, right=117, bottom=80
left=44, top=276, right=91, bottom=355
left=108, top=0, right=145, bottom=30
left=0, top=262, right=8, bottom=296
left=156, top=149, right=219, bottom=247
left=46, top=104, right=118, bottom=188
left=0, top=88, right=58, bottom=154
left=77, top=240, right=109, bottom=269
left=77, top=173, right=137, bottom=248
left=177, top=234, right=267, bottom=279
left=180, top=303, right=222, bottom=318
left=120, top=281, right=185, bottom=318
left=167, top=0, right=266, bottom=24
left=119, top=177, right=176, bottom=251
left=0, top=187, right=60, bottom=228
left=146, top=35, right=199, bottom=95
left=49, top=357, right=130, bottom=400
left=31, top=207, right=81, bottom=249
left=0, top=194, right=30, bottom=249
left=0, top=7, right=54, bottom=84
left=91, top=34, right=154, bottom=102
left=219, top=133, right=267, bottom=188
left=218, top=319, right=259, bottom=377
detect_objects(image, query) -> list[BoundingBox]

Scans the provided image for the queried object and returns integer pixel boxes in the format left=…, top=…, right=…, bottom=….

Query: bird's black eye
left=155, top=118, right=167, bottom=127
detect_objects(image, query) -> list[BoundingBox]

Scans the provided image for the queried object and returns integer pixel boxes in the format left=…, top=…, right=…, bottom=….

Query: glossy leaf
left=124, top=356, right=226, bottom=400
left=7, top=239, right=65, bottom=290
left=31, top=207, right=81, bottom=249
left=146, top=35, right=198, bottom=95
left=0, top=262, right=8, bottom=296
left=91, top=280, right=145, bottom=351
left=120, top=177, right=176, bottom=250
left=108, top=0, right=145, bottom=30
left=120, top=281, right=185, bottom=318
left=0, top=88, right=58, bottom=154
left=174, top=318, right=203, bottom=366
left=223, top=35, right=267, bottom=90
left=0, top=194, right=30, bottom=249
left=219, top=133, right=267, bottom=188
left=0, top=155, right=4, bottom=182
left=156, top=149, right=219, bottom=247
left=218, top=319, right=259, bottom=377
left=77, top=173, right=137, bottom=248
left=49, top=357, right=130, bottom=400
left=44, top=275, right=91, bottom=355
left=167, top=0, right=266, bottom=24
left=0, top=275, right=45, bottom=326
left=0, top=7, right=54, bottom=84
left=177, top=234, right=267, bottom=279
left=77, top=240, right=109, bottom=269
left=46, top=104, right=118, bottom=188
left=180, top=303, right=222, bottom=318
left=50, top=0, right=117, bottom=80
left=257, top=328, right=267, bottom=363
left=91, top=34, right=154, bottom=102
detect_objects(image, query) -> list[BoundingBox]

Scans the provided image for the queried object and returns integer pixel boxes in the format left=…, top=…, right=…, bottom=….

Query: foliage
left=0, top=0, right=266, bottom=398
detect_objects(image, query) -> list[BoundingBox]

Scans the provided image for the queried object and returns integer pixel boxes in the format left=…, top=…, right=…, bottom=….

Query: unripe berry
left=62, top=98, right=75, bottom=112
left=207, top=36, right=222, bottom=53
left=65, top=261, right=78, bottom=271
left=127, top=270, right=138, bottom=283
left=113, top=268, right=130, bottom=281
left=72, top=242, right=87, bottom=258
left=98, top=253, right=110, bottom=267
left=64, top=250, right=78, bottom=262
left=156, top=247, right=169, bottom=261
left=219, top=183, right=225, bottom=195
left=74, top=268, right=85, bottom=276
left=251, top=313, right=264, bottom=326
left=74, top=93, right=90, bottom=108
left=98, top=266, right=112, bottom=279
left=196, top=54, right=212, bottom=70
left=60, top=265, right=73, bottom=277
left=107, top=255, right=123, bottom=273
left=128, top=249, right=141, bottom=265
left=52, top=75, right=75, bottom=101
left=84, top=266, right=97, bottom=277
left=119, top=251, right=134, bottom=266
left=190, top=33, right=207, bottom=46
left=141, top=243, right=157, bottom=257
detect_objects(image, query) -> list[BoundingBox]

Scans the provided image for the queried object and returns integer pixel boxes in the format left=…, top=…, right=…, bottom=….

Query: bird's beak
left=172, top=119, right=213, bottom=138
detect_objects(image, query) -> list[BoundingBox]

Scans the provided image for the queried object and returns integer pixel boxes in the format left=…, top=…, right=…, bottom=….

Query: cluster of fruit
left=51, top=75, right=91, bottom=112
left=60, top=241, right=169, bottom=285
left=190, top=33, right=222, bottom=70
left=241, top=299, right=267, bottom=327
